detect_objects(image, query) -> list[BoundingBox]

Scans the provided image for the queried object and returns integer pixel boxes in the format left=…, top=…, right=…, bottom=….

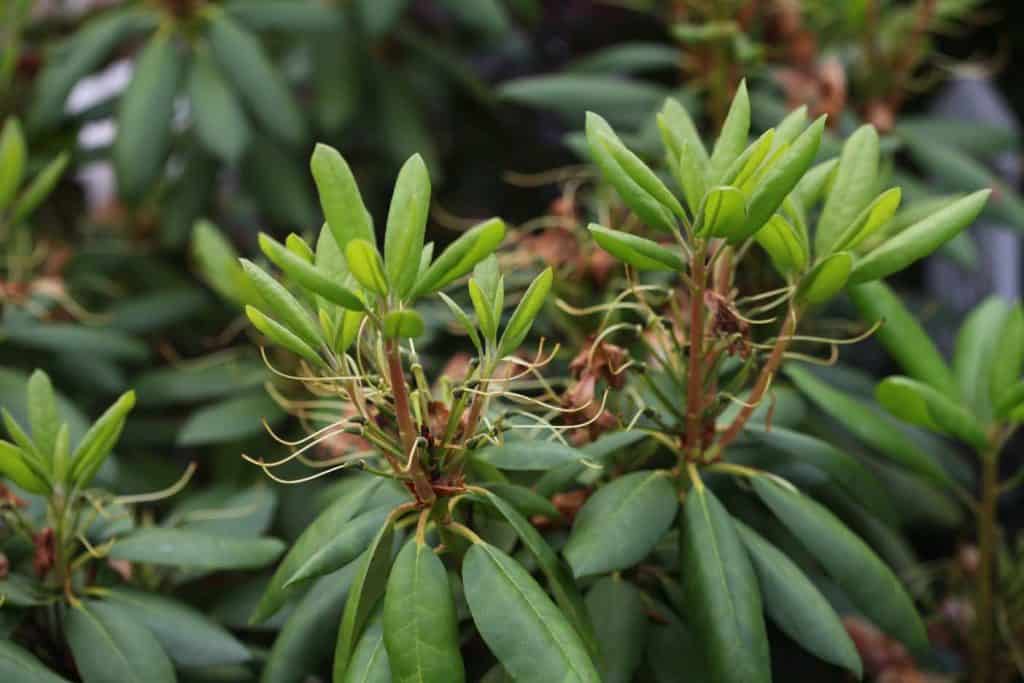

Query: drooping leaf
left=109, top=528, right=284, bottom=570
left=188, top=47, right=248, bottom=163
left=283, top=505, right=392, bottom=588
left=585, top=576, right=648, bottom=683
left=848, top=282, right=958, bottom=398
left=65, top=600, right=175, bottom=683
left=206, top=12, right=306, bottom=146
left=0, top=640, right=70, bottom=683
left=876, top=376, right=989, bottom=449
left=113, top=30, right=182, bottom=202
left=105, top=588, right=249, bottom=668
left=464, top=542, right=600, bottom=683
left=383, top=538, right=465, bottom=683
left=343, top=609, right=391, bottom=683
left=736, top=523, right=861, bottom=676
left=752, top=478, right=928, bottom=651
left=564, top=470, right=677, bottom=578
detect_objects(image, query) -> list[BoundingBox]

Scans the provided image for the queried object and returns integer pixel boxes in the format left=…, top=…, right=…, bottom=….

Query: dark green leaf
left=188, top=47, right=248, bottom=163
left=65, top=600, right=175, bottom=683
left=176, top=391, right=284, bottom=445
left=585, top=576, right=647, bottom=683
left=109, top=528, right=284, bottom=570
left=0, top=640, right=70, bottom=683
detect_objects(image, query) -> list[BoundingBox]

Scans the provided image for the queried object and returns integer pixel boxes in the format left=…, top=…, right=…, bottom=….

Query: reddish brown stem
left=385, top=340, right=434, bottom=504
left=715, top=307, right=798, bottom=451
left=685, top=247, right=707, bottom=458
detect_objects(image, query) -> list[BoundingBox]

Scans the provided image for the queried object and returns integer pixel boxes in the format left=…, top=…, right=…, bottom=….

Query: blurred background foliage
left=2, top=1, right=1024, bottom=681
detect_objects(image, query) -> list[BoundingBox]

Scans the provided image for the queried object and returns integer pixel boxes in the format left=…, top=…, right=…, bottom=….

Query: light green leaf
left=240, top=259, right=322, bottom=349
left=850, top=189, right=990, bottom=284
left=246, top=306, right=323, bottom=366
left=796, top=251, right=852, bottom=305
left=70, top=389, right=135, bottom=488
left=384, top=154, right=431, bottom=299
left=815, top=124, right=880, bottom=256
left=345, top=239, right=389, bottom=296
left=259, top=234, right=364, bottom=311
left=588, top=224, right=683, bottom=271
left=954, top=296, right=1010, bottom=423
left=992, top=304, right=1024, bottom=407
left=0, top=117, right=26, bottom=211
left=381, top=309, right=425, bottom=339
left=755, top=214, right=806, bottom=275
left=696, top=185, right=747, bottom=240
left=412, top=218, right=506, bottom=297
left=877, top=376, right=989, bottom=449
left=191, top=220, right=255, bottom=305
left=708, top=80, right=750, bottom=183
left=10, top=153, right=70, bottom=225
left=832, top=187, right=902, bottom=253
left=311, top=143, right=375, bottom=252
left=498, top=267, right=552, bottom=356
left=0, top=440, right=48, bottom=493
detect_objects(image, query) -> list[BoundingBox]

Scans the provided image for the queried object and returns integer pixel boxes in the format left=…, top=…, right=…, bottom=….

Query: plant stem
left=384, top=339, right=434, bottom=504
left=973, top=450, right=999, bottom=683
left=715, top=305, right=798, bottom=452
left=685, top=245, right=707, bottom=459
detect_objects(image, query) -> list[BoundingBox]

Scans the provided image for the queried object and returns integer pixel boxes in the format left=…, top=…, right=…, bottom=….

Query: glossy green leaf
left=468, top=488, right=598, bottom=658
left=105, top=588, right=249, bottom=668
left=334, top=520, right=397, bottom=682
left=384, top=538, right=465, bottom=683
left=345, top=239, right=389, bottom=296
left=498, top=267, right=552, bottom=356
left=815, top=124, right=880, bottom=256
left=0, top=640, right=70, bottom=683
left=253, top=478, right=387, bottom=623
left=240, top=259, right=322, bottom=349
left=110, top=528, right=284, bottom=570
left=755, top=214, right=806, bottom=275
left=65, top=600, right=175, bottom=683
left=343, top=609, right=391, bottom=683
left=585, top=576, right=647, bottom=683
left=0, top=117, right=26, bottom=211
left=736, top=523, right=861, bottom=676
left=284, top=505, right=392, bottom=588
left=113, top=30, right=181, bottom=202
left=744, top=424, right=892, bottom=519
left=565, top=470, right=676, bottom=577
left=189, top=47, right=248, bottom=163
left=723, top=129, right=775, bottom=191
left=9, top=153, right=70, bottom=225
left=848, top=281, right=959, bottom=398
left=468, top=279, right=498, bottom=342
left=384, top=154, right=431, bottom=299
left=708, top=80, right=750, bottom=183
left=381, top=309, right=425, bottom=339
left=850, top=189, right=990, bottom=284
left=475, top=439, right=590, bottom=471
left=995, top=381, right=1024, bottom=419
left=752, top=478, right=928, bottom=651
left=680, top=481, right=769, bottom=683
left=206, top=12, right=306, bottom=146
left=246, top=306, right=323, bottom=366
left=786, top=365, right=954, bottom=488
left=483, top=483, right=560, bottom=519
left=464, top=542, right=600, bottom=682
left=177, top=391, right=284, bottom=445
left=585, top=113, right=678, bottom=232
left=796, top=251, right=852, bottom=305
left=260, top=234, right=364, bottom=311
left=696, top=185, right=747, bottom=240
left=877, top=376, right=989, bottom=449
left=412, top=218, right=506, bottom=297
left=264, top=563, right=358, bottom=683
left=588, top=224, right=683, bottom=271
left=437, top=291, right=481, bottom=352
left=69, top=389, right=134, bottom=488
left=954, top=296, right=1010, bottom=423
